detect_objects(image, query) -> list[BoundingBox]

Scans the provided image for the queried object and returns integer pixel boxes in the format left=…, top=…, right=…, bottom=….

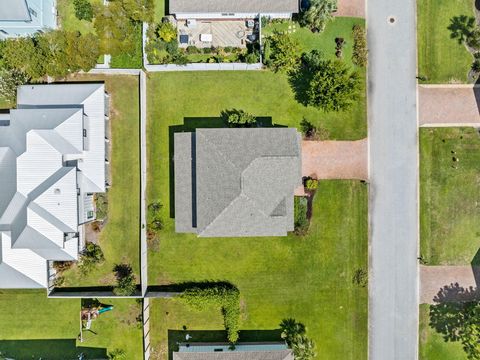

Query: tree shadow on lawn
left=0, top=339, right=107, bottom=359
left=168, top=116, right=278, bottom=218
left=167, top=329, right=283, bottom=360
left=447, top=15, right=476, bottom=45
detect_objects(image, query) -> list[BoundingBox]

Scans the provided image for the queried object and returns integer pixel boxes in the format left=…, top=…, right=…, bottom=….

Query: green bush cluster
left=79, top=242, right=105, bottom=275
left=146, top=21, right=188, bottom=65
left=299, top=0, right=337, bottom=33
left=74, top=0, right=94, bottom=22
left=352, top=25, right=367, bottom=67
left=113, top=263, right=137, bottom=296
left=263, top=32, right=300, bottom=73
left=220, top=109, right=257, bottom=127
left=299, top=118, right=330, bottom=141
left=95, top=193, right=108, bottom=221
left=305, top=178, right=318, bottom=191
left=280, top=318, right=316, bottom=360
left=294, top=196, right=309, bottom=235
left=179, top=284, right=241, bottom=343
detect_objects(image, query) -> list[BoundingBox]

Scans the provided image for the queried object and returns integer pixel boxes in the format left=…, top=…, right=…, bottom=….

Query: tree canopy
left=264, top=32, right=300, bottom=73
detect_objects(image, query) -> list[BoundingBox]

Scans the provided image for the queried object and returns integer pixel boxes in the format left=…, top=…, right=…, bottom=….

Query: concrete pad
left=420, top=265, right=480, bottom=304
left=419, top=85, right=480, bottom=126
left=301, top=139, right=368, bottom=180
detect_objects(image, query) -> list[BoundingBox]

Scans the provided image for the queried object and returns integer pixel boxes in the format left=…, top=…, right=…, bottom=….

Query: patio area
left=177, top=19, right=256, bottom=48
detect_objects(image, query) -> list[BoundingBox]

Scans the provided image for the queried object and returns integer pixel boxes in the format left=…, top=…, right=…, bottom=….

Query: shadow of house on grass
left=168, top=116, right=279, bottom=218
left=0, top=339, right=107, bottom=360
left=471, top=248, right=480, bottom=288
left=167, top=329, right=283, bottom=360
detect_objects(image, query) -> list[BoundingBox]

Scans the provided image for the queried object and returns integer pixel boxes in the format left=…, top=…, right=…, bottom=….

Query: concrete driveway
left=300, top=139, right=368, bottom=180
left=420, top=265, right=480, bottom=304
left=419, top=85, right=480, bottom=126
left=334, top=0, right=365, bottom=18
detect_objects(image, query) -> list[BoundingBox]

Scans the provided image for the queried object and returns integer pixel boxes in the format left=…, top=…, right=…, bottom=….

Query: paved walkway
left=301, top=139, right=368, bottom=180
left=368, top=0, right=419, bottom=358
left=420, top=265, right=480, bottom=304
left=419, top=85, right=480, bottom=126
left=334, top=0, right=365, bottom=18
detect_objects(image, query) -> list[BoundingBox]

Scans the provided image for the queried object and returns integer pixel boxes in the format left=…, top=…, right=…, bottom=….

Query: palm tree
left=300, top=0, right=338, bottom=32
left=279, top=318, right=306, bottom=346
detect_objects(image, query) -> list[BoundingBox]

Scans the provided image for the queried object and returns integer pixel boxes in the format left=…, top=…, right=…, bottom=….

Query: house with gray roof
left=173, top=342, right=294, bottom=360
left=170, top=0, right=299, bottom=20
left=0, top=83, right=108, bottom=288
left=0, top=0, right=56, bottom=38
left=174, top=128, right=302, bottom=237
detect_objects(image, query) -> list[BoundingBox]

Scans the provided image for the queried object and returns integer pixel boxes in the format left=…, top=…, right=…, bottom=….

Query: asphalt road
left=367, top=0, right=419, bottom=359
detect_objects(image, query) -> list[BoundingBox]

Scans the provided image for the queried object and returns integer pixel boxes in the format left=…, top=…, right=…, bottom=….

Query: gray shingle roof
left=173, top=350, right=294, bottom=360
left=0, top=0, right=30, bottom=21
left=174, top=128, right=301, bottom=237
left=170, top=0, right=299, bottom=14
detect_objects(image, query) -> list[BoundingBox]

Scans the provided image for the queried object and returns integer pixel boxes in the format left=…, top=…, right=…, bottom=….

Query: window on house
left=87, top=211, right=94, bottom=219
left=83, top=129, right=87, bottom=137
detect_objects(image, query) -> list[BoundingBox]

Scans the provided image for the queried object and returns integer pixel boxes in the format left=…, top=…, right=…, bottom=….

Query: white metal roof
left=0, top=83, right=106, bottom=288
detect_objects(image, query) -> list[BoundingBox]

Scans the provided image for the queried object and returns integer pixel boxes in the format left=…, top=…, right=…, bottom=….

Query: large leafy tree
left=2, top=37, right=46, bottom=79
left=73, top=0, right=94, bottom=21
left=94, top=2, right=137, bottom=56
left=305, top=54, right=360, bottom=111
left=264, top=32, right=300, bottom=73
left=300, top=0, right=337, bottom=32
left=430, top=300, right=480, bottom=360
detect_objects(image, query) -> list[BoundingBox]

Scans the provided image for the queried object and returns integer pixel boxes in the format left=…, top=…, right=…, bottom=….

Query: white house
left=169, top=0, right=299, bottom=20
left=0, top=83, right=108, bottom=288
left=0, top=0, right=57, bottom=38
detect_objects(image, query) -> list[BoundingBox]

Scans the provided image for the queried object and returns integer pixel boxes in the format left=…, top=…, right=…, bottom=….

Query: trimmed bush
left=352, top=25, right=367, bottom=67
left=79, top=242, right=104, bottom=275
left=221, top=109, right=257, bottom=127
left=73, top=0, right=93, bottom=22
left=305, top=178, right=318, bottom=191
left=294, top=196, right=309, bottom=235
left=179, top=284, right=241, bottom=343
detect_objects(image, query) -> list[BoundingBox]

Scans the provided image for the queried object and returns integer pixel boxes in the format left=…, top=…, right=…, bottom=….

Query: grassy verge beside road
left=0, top=290, right=143, bottom=359
left=417, top=0, right=474, bottom=83
left=419, top=304, right=467, bottom=360
left=420, top=127, right=480, bottom=265
left=60, top=75, right=140, bottom=287
left=147, top=180, right=368, bottom=360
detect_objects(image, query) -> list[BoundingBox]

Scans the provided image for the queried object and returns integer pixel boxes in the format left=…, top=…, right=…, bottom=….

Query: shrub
left=113, top=264, right=137, bottom=296
left=95, top=193, right=108, bottom=221
left=299, top=118, right=329, bottom=141
left=294, top=196, right=309, bottom=235
left=220, top=109, right=257, bottom=127
left=53, top=261, right=74, bottom=273
left=305, top=178, right=318, bottom=191
left=74, top=0, right=94, bottom=21
left=186, top=45, right=200, bottom=54
left=147, top=201, right=163, bottom=240
left=108, top=348, right=127, bottom=360
left=179, top=284, right=241, bottom=343
left=79, top=242, right=104, bottom=275
left=472, top=59, right=480, bottom=73
left=243, top=51, right=259, bottom=64
left=203, top=47, right=213, bottom=54
left=158, top=21, right=177, bottom=42
left=352, top=25, right=367, bottom=67
left=224, top=46, right=233, bottom=53
left=352, top=269, right=368, bottom=287
left=0, top=68, right=30, bottom=103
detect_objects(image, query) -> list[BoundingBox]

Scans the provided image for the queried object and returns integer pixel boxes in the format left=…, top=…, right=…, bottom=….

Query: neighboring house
left=0, top=0, right=56, bottom=39
left=173, top=342, right=294, bottom=360
left=0, top=83, right=109, bottom=288
left=174, top=128, right=302, bottom=237
left=170, top=0, right=299, bottom=20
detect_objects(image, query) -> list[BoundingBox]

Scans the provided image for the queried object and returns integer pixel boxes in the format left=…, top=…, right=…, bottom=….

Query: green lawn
left=419, top=304, right=468, bottom=360
left=0, top=290, right=143, bottom=359
left=420, top=127, right=480, bottom=265
left=264, top=17, right=365, bottom=67
left=110, top=22, right=143, bottom=69
left=57, top=0, right=102, bottom=35
left=60, top=75, right=140, bottom=287
left=154, top=0, right=167, bottom=21
left=147, top=180, right=368, bottom=360
left=417, top=0, right=474, bottom=83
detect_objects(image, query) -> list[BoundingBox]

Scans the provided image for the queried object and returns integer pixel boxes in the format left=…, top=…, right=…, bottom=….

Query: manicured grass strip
left=61, top=75, right=140, bottom=286
left=0, top=290, right=143, bottom=359
left=420, top=127, right=480, bottom=265
left=417, top=0, right=474, bottom=83
left=148, top=181, right=368, bottom=360
left=419, top=304, right=468, bottom=360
